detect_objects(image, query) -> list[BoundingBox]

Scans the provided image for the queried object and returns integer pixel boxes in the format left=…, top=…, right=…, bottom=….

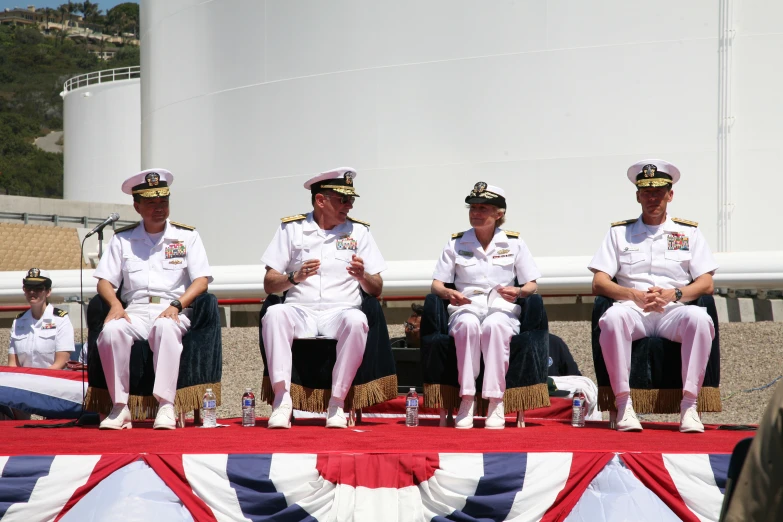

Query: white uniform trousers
left=598, top=303, right=714, bottom=397
left=448, top=308, right=520, bottom=400
left=97, top=302, right=192, bottom=405
left=261, top=304, right=369, bottom=400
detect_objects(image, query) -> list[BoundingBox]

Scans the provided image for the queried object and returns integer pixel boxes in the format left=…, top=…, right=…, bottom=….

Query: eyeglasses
left=404, top=321, right=419, bottom=332
left=324, top=194, right=355, bottom=205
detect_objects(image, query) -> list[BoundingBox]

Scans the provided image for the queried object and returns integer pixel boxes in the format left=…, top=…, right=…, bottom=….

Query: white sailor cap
left=303, top=167, right=359, bottom=197
left=465, top=182, right=507, bottom=208
left=122, top=168, right=174, bottom=198
left=627, top=159, right=680, bottom=188
left=23, top=268, right=52, bottom=288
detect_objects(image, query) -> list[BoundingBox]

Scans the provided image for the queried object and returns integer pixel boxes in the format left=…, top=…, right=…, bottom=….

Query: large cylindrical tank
left=140, top=1, right=783, bottom=266
left=62, top=68, right=141, bottom=204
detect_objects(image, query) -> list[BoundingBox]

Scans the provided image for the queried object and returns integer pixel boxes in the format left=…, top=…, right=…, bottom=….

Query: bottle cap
left=206, top=388, right=212, bottom=392
left=409, top=387, right=415, bottom=392
left=245, top=387, right=252, bottom=392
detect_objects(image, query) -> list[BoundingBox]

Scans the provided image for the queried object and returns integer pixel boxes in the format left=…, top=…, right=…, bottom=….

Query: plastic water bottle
left=405, top=388, right=419, bottom=427
left=571, top=389, right=586, bottom=428
left=202, top=388, right=217, bottom=428
left=242, top=387, right=256, bottom=427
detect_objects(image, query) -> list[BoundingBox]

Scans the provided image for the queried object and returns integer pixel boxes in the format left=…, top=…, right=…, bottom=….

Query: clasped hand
left=633, top=286, right=676, bottom=313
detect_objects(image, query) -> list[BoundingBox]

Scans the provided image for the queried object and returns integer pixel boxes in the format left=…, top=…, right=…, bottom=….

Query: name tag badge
left=165, top=242, right=187, bottom=259
left=492, top=254, right=512, bottom=259
left=667, top=233, right=690, bottom=251
left=336, top=236, right=357, bottom=251
left=623, top=246, right=640, bottom=252
left=458, top=250, right=473, bottom=258
left=168, top=259, right=183, bottom=265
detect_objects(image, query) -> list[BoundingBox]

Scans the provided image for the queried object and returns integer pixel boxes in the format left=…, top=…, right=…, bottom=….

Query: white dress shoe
left=99, top=404, right=132, bottom=430
left=616, top=405, right=643, bottom=432
left=679, top=406, right=704, bottom=433
left=268, top=403, right=292, bottom=429
left=484, top=399, right=506, bottom=429
left=153, top=404, right=177, bottom=430
left=455, top=397, right=475, bottom=429
left=326, top=403, right=348, bottom=429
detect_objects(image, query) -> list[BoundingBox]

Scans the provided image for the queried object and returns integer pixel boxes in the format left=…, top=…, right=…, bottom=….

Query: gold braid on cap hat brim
left=132, top=187, right=171, bottom=197
left=470, top=190, right=500, bottom=199
left=320, top=185, right=359, bottom=196
left=635, top=179, right=672, bottom=188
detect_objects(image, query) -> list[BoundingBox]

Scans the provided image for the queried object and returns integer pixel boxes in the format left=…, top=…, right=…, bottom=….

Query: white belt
left=129, top=297, right=173, bottom=305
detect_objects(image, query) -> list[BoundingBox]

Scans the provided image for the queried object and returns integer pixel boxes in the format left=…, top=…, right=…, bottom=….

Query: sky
left=0, top=0, right=137, bottom=12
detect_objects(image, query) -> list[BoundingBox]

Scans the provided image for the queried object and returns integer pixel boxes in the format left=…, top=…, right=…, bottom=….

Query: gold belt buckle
left=150, top=297, right=161, bottom=304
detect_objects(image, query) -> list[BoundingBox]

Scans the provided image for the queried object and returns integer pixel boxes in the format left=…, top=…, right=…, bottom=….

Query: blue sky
left=0, top=0, right=137, bottom=12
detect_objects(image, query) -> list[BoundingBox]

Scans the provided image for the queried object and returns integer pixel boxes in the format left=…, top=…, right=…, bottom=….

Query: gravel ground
left=2, top=322, right=780, bottom=425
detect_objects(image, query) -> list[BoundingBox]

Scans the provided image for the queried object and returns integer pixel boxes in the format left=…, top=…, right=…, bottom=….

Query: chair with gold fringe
left=257, top=292, right=398, bottom=426
left=85, top=292, right=223, bottom=427
left=420, top=290, right=551, bottom=427
left=591, top=295, right=721, bottom=428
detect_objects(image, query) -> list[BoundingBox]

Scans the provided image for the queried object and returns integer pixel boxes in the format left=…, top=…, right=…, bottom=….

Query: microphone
left=85, top=213, right=120, bottom=238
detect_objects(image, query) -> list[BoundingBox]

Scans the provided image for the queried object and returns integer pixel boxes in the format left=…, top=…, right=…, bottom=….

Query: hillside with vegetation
left=0, top=2, right=139, bottom=198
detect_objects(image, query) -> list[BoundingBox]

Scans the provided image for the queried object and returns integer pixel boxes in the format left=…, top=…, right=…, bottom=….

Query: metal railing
left=62, top=66, right=140, bottom=93
left=0, top=211, right=136, bottom=229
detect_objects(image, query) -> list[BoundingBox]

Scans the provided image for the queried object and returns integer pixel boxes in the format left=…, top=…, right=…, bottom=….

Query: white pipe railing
left=62, top=66, right=140, bottom=94
left=0, top=252, right=782, bottom=304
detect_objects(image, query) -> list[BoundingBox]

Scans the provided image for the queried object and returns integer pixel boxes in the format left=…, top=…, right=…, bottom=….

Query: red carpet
left=1, top=417, right=752, bottom=456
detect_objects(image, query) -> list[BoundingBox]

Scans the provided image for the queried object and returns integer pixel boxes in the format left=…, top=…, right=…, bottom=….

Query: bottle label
left=242, top=399, right=254, bottom=407
left=203, top=400, right=216, bottom=409
left=406, top=398, right=418, bottom=408
left=572, top=399, right=581, bottom=407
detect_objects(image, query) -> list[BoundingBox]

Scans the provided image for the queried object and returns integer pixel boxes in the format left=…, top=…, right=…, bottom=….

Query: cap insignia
left=145, top=172, right=160, bottom=187
left=29, top=268, right=40, bottom=278
left=344, top=171, right=355, bottom=186
left=472, top=181, right=487, bottom=196
left=642, top=164, right=657, bottom=178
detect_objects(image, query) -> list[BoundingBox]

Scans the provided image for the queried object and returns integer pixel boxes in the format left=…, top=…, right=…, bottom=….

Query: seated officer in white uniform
left=261, top=167, right=387, bottom=429
left=9, top=268, right=74, bottom=370
left=94, top=169, right=213, bottom=430
left=431, top=182, right=541, bottom=429
left=588, top=160, right=718, bottom=433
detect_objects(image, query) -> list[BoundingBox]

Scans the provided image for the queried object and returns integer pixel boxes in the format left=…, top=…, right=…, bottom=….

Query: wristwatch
left=287, top=271, right=299, bottom=285
left=674, top=288, right=683, bottom=302
left=170, top=299, right=183, bottom=312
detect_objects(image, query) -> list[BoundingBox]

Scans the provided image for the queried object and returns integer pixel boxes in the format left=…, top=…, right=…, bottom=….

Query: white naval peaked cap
left=303, top=167, right=360, bottom=196
left=465, top=182, right=507, bottom=208
left=627, top=159, right=681, bottom=188
left=122, top=168, right=174, bottom=197
left=23, top=267, right=52, bottom=287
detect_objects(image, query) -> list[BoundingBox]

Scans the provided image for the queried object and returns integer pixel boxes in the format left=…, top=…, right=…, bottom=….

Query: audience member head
left=405, top=303, right=424, bottom=348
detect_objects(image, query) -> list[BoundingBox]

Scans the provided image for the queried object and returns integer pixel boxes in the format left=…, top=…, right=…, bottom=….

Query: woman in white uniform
left=431, top=183, right=541, bottom=429
left=8, top=268, right=75, bottom=370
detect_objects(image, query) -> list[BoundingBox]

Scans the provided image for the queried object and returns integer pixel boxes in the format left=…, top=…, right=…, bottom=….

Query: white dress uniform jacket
left=262, top=213, right=387, bottom=309
left=433, top=228, right=541, bottom=317
left=588, top=215, right=718, bottom=312
left=9, top=304, right=74, bottom=368
left=94, top=219, right=214, bottom=301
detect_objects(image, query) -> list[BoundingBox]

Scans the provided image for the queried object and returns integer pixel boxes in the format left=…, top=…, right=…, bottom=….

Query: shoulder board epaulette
left=280, top=214, right=306, bottom=223
left=348, top=216, right=370, bottom=227
left=611, top=218, right=638, bottom=227
left=114, top=221, right=140, bottom=234
left=451, top=231, right=465, bottom=239
left=53, top=307, right=68, bottom=317
left=672, top=217, right=698, bottom=227
left=170, top=221, right=196, bottom=230
left=504, top=230, right=520, bottom=238
left=16, top=311, right=25, bottom=319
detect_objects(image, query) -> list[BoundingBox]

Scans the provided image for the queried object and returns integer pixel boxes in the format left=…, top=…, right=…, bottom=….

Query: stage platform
left=0, top=413, right=754, bottom=522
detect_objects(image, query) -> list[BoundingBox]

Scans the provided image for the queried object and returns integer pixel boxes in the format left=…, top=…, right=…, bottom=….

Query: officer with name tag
left=431, top=182, right=541, bottom=429
left=588, top=160, right=718, bottom=433
left=261, top=167, right=386, bottom=429
left=94, top=169, right=213, bottom=430
left=8, top=268, right=75, bottom=370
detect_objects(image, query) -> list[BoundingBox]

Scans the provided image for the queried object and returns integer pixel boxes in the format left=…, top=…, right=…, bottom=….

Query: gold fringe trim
left=598, top=386, right=722, bottom=414
left=423, top=384, right=461, bottom=411
left=260, top=375, right=398, bottom=413
left=475, top=384, right=550, bottom=416
left=86, top=383, right=222, bottom=421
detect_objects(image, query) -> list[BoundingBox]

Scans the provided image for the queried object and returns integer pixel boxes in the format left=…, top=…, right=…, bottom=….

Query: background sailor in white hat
left=431, top=182, right=541, bottom=429
left=260, top=167, right=387, bottom=429
left=8, top=268, right=75, bottom=370
left=588, top=159, right=718, bottom=433
left=94, top=169, right=213, bottom=430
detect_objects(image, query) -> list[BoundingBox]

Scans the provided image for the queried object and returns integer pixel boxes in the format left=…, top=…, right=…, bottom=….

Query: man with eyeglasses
left=391, top=304, right=424, bottom=349
left=261, top=167, right=387, bottom=429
